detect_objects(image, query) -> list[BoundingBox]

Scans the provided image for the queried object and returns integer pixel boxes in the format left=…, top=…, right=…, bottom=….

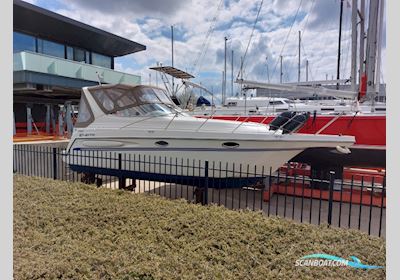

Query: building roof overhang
left=13, top=0, right=146, bottom=57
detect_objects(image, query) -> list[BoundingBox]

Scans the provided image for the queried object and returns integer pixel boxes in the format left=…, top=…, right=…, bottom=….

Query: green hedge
left=14, top=176, right=385, bottom=279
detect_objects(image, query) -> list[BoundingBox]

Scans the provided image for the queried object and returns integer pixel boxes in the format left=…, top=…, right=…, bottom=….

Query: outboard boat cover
left=196, top=96, right=211, bottom=106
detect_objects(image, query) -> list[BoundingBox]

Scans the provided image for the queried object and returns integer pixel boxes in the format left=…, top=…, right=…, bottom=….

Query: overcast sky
left=25, top=0, right=386, bottom=97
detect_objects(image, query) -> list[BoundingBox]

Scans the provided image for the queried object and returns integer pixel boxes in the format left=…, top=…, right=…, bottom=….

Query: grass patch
left=14, top=175, right=385, bottom=279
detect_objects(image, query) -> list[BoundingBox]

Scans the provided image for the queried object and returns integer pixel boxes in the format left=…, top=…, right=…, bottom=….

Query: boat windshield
left=89, top=86, right=181, bottom=117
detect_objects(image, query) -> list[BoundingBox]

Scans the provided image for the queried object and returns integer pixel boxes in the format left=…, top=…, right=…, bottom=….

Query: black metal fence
left=13, top=144, right=386, bottom=237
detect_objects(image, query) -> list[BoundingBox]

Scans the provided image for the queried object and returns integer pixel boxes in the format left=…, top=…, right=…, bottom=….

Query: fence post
left=52, top=147, right=57, bottom=180
left=203, top=161, right=209, bottom=205
left=327, top=171, right=335, bottom=226
left=118, top=153, right=126, bottom=189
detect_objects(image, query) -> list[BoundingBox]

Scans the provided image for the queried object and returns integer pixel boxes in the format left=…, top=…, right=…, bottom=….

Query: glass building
left=13, top=0, right=146, bottom=137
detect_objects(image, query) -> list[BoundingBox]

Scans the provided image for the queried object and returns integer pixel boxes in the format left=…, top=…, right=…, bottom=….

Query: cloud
left=29, top=0, right=385, bottom=98
left=64, top=0, right=188, bottom=17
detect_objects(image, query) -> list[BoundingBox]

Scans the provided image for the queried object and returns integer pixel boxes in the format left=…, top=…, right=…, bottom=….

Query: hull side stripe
left=73, top=147, right=305, bottom=152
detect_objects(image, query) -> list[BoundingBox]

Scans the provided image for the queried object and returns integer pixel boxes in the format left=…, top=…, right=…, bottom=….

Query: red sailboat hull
left=199, top=114, right=386, bottom=168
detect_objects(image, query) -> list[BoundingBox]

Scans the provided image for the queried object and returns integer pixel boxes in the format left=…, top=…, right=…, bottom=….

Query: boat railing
left=195, top=111, right=218, bottom=132
left=231, top=116, right=252, bottom=133
left=314, top=112, right=347, bottom=135
left=164, top=112, right=179, bottom=130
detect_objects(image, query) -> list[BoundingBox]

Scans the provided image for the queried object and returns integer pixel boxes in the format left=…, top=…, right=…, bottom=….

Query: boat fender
left=336, top=146, right=351, bottom=154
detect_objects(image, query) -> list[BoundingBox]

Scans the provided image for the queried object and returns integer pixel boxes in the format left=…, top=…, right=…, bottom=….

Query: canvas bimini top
left=75, top=85, right=185, bottom=127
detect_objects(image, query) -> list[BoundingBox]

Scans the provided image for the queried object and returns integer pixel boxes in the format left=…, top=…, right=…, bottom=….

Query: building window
left=92, top=52, right=112, bottom=68
left=66, top=46, right=74, bottom=60
left=67, top=46, right=88, bottom=63
left=37, top=38, right=65, bottom=58
left=86, top=51, right=91, bottom=64
left=73, top=48, right=86, bottom=62
left=13, top=32, right=36, bottom=53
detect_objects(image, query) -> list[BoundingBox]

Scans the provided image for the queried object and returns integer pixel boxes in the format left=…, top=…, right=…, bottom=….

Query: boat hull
left=65, top=137, right=308, bottom=177
left=198, top=115, right=386, bottom=168
left=64, top=135, right=352, bottom=178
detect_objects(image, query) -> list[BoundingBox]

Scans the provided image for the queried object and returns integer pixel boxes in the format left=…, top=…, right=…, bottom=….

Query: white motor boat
left=64, top=84, right=354, bottom=183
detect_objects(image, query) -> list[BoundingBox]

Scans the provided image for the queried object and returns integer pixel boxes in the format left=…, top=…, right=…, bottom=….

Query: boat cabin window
left=321, top=108, right=335, bottom=111
left=89, top=86, right=179, bottom=117
left=269, top=101, right=284, bottom=105
left=137, top=88, right=161, bottom=103
left=227, top=102, right=237, bottom=107
left=75, top=94, right=94, bottom=127
left=93, top=89, right=116, bottom=111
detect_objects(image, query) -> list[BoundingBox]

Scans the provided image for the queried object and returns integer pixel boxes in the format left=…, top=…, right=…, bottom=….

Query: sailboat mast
left=221, top=70, right=224, bottom=104
left=375, top=0, right=384, bottom=95
left=298, top=30, right=301, bottom=82
left=171, top=25, right=175, bottom=95
left=359, top=0, right=365, bottom=95
left=231, top=50, right=234, bottom=97
left=351, top=0, right=358, bottom=92
left=223, top=36, right=227, bottom=104
left=365, top=0, right=379, bottom=104
left=240, top=56, right=244, bottom=96
left=336, top=0, right=344, bottom=90
left=306, top=60, right=309, bottom=82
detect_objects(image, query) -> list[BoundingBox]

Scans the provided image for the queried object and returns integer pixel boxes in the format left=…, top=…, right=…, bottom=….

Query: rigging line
left=191, top=0, right=224, bottom=75
left=339, top=4, right=351, bottom=79
left=256, top=32, right=269, bottom=80
left=299, top=0, right=316, bottom=39
left=305, top=0, right=348, bottom=81
left=235, top=0, right=265, bottom=80
left=300, top=41, right=315, bottom=81
left=311, top=32, right=335, bottom=80
left=270, top=0, right=303, bottom=82
left=283, top=61, right=291, bottom=82
left=338, top=23, right=351, bottom=80
left=312, top=12, right=345, bottom=79
left=296, top=0, right=316, bottom=81
left=192, top=0, right=221, bottom=71
left=282, top=0, right=315, bottom=81
left=341, top=1, right=357, bottom=81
